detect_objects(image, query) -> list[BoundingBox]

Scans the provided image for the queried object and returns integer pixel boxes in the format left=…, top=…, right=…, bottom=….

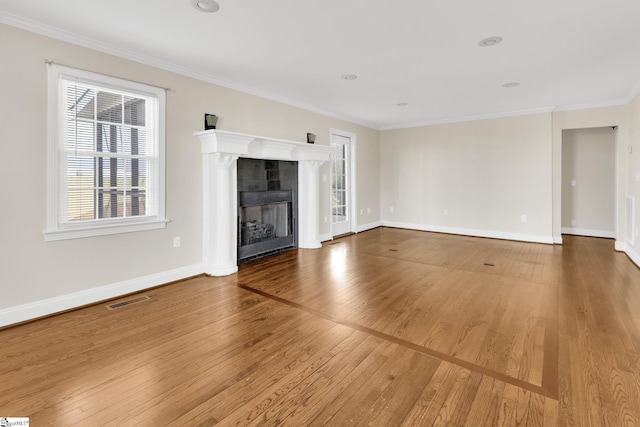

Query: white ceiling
left=1, top=0, right=640, bottom=129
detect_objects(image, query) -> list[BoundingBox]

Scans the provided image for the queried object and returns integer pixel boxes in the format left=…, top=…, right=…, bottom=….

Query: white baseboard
left=0, top=263, right=204, bottom=328
left=616, top=240, right=640, bottom=268
left=320, top=221, right=381, bottom=243
left=624, top=245, right=640, bottom=268
left=561, top=227, right=615, bottom=239
left=319, top=233, right=332, bottom=242
left=355, top=221, right=382, bottom=233
left=381, top=221, right=554, bottom=244
left=554, top=235, right=563, bottom=244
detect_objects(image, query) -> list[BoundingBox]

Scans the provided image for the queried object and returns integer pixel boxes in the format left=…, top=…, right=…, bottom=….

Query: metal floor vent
left=106, top=295, right=150, bottom=310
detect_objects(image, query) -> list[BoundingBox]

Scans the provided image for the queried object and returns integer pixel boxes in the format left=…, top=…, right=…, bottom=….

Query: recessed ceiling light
left=396, top=102, right=408, bottom=107
left=478, top=36, right=503, bottom=47
left=191, top=0, right=220, bottom=13
left=341, top=74, right=358, bottom=81
left=502, top=82, right=520, bottom=88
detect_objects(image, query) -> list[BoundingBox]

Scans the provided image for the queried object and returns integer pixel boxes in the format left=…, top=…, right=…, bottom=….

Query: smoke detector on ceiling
left=478, top=36, right=503, bottom=47
left=191, top=0, right=220, bottom=13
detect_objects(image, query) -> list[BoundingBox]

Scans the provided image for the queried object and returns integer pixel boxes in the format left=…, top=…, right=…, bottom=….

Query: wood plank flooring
left=1, top=228, right=639, bottom=425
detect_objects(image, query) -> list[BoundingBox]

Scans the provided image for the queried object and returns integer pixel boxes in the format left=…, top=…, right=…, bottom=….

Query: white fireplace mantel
left=194, top=129, right=330, bottom=276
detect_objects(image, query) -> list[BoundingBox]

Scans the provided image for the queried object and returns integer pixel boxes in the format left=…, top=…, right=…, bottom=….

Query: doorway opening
left=561, top=127, right=616, bottom=239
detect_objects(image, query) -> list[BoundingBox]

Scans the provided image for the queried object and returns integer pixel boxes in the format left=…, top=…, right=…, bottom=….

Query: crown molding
left=2, top=10, right=639, bottom=132
left=383, top=90, right=638, bottom=131
left=552, top=98, right=629, bottom=113
left=380, top=106, right=556, bottom=131
left=0, top=11, right=378, bottom=131
left=626, top=78, right=640, bottom=103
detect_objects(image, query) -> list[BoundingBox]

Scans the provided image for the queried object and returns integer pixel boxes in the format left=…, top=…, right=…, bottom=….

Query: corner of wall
left=355, top=221, right=382, bottom=233
left=624, top=245, right=640, bottom=269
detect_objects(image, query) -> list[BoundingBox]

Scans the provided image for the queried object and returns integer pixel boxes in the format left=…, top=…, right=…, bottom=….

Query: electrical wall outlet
left=367, top=207, right=371, bottom=214
left=571, top=179, right=576, bottom=187
left=571, top=219, right=576, bottom=227
left=521, top=214, right=527, bottom=223
left=444, top=209, right=448, bottom=216
left=389, top=206, right=395, bottom=213
left=173, top=237, right=181, bottom=248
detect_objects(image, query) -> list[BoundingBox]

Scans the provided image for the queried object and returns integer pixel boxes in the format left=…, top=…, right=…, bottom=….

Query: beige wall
left=0, top=23, right=379, bottom=312
left=379, top=105, right=632, bottom=246
left=561, top=128, right=616, bottom=236
left=628, top=92, right=640, bottom=255
left=380, top=113, right=554, bottom=241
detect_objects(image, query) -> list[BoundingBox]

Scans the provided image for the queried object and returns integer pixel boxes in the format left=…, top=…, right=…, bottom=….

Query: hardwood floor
left=1, top=228, right=639, bottom=425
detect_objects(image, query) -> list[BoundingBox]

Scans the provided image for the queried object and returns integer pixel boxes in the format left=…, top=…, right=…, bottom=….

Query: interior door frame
left=559, top=126, right=618, bottom=241
left=552, top=111, right=628, bottom=249
left=329, top=128, right=357, bottom=237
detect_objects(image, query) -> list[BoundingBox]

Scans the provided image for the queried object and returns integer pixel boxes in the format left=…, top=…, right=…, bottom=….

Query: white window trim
left=43, top=64, right=168, bottom=241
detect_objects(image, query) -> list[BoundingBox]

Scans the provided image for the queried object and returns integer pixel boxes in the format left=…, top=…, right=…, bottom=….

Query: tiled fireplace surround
left=194, top=130, right=330, bottom=276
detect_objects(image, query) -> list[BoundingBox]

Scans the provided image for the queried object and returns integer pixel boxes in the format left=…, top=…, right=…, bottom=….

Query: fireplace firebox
left=237, top=159, right=298, bottom=262
left=238, top=190, right=295, bottom=260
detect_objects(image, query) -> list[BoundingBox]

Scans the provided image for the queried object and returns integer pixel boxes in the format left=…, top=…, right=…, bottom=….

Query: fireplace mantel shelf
left=194, top=129, right=330, bottom=277
left=194, top=129, right=330, bottom=161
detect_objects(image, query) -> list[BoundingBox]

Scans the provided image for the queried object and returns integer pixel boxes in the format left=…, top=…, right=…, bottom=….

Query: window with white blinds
left=44, top=64, right=167, bottom=241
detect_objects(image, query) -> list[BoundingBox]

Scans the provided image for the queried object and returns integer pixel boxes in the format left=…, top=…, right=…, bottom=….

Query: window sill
left=43, top=218, right=170, bottom=241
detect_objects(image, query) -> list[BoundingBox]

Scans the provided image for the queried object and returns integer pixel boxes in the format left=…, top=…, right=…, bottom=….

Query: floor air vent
left=106, top=295, right=150, bottom=310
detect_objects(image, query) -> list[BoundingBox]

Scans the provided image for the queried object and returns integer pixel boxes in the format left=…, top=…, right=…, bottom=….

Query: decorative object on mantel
left=307, top=133, right=316, bottom=144
left=204, top=114, right=218, bottom=130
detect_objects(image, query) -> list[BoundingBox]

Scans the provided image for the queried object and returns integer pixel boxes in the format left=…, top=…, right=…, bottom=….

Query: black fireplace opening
left=237, top=159, right=298, bottom=262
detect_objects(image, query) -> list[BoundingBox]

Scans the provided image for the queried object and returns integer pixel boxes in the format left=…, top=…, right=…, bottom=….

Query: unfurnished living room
left=1, top=1, right=640, bottom=425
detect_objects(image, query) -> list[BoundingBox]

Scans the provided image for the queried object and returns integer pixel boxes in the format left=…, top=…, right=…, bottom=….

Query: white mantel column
left=298, top=160, right=323, bottom=248
left=203, top=152, right=239, bottom=276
